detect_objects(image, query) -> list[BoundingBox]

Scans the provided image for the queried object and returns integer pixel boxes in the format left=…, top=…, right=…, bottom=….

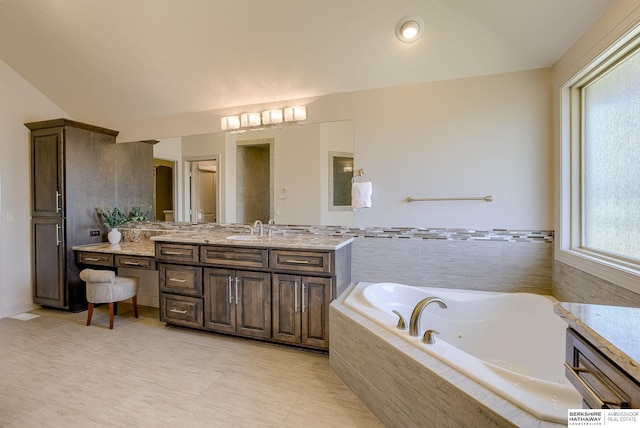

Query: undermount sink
left=226, top=235, right=262, bottom=241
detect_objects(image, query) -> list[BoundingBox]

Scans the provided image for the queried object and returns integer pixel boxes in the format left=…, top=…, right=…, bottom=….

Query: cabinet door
left=272, top=273, right=301, bottom=344
left=32, top=218, right=65, bottom=307
left=301, top=276, right=332, bottom=349
left=31, top=128, right=64, bottom=217
left=203, top=268, right=236, bottom=333
left=236, top=271, right=272, bottom=339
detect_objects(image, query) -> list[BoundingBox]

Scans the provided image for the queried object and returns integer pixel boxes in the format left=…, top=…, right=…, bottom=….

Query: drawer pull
left=164, top=251, right=185, bottom=255
left=169, top=308, right=188, bottom=314
left=169, top=278, right=187, bottom=283
left=84, top=257, right=101, bottom=262
left=285, top=259, right=310, bottom=264
left=124, top=261, right=141, bottom=266
left=564, top=363, right=628, bottom=408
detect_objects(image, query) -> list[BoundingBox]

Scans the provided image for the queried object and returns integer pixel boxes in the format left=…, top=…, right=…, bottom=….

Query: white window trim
left=557, top=24, right=640, bottom=295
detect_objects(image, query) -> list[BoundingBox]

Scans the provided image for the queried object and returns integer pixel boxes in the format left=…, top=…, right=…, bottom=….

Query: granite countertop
left=72, top=233, right=353, bottom=255
left=72, top=242, right=155, bottom=257
left=554, top=302, right=640, bottom=379
left=150, top=232, right=354, bottom=251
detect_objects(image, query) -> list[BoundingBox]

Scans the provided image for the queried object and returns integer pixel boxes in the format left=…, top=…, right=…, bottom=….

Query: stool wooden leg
left=109, top=302, right=114, bottom=329
left=86, top=303, right=94, bottom=326
left=132, top=295, right=139, bottom=318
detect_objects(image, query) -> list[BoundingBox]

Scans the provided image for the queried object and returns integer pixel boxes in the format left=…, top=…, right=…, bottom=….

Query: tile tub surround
left=553, top=260, right=640, bottom=307
left=329, top=287, right=565, bottom=428
left=120, top=222, right=554, bottom=243
left=121, top=222, right=554, bottom=294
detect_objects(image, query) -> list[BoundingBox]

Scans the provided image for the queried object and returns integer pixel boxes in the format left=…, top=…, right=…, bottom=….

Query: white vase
left=107, top=228, right=122, bottom=244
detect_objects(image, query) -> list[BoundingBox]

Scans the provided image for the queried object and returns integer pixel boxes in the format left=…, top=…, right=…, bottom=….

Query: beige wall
left=0, top=59, right=68, bottom=317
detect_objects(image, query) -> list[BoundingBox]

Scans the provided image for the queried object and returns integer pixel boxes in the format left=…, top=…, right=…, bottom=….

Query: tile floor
left=0, top=304, right=382, bottom=428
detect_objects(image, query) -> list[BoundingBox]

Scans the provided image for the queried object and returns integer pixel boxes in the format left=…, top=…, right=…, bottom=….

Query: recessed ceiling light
left=395, top=15, right=424, bottom=43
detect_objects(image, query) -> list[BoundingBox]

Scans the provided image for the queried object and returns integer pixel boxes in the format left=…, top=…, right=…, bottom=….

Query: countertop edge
left=554, top=302, right=640, bottom=379
left=149, top=234, right=354, bottom=251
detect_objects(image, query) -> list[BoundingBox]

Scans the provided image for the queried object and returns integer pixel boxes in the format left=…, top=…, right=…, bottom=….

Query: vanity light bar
left=220, top=115, right=240, bottom=131
left=284, top=106, right=306, bottom=122
left=262, top=109, right=284, bottom=125
left=221, top=106, right=306, bottom=131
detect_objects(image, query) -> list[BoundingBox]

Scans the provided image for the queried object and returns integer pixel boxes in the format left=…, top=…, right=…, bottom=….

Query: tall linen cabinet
left=26, top=119, right=118, bottom=311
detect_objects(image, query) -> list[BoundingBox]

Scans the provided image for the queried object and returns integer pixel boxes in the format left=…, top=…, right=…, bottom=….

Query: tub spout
left=408, top=297, right=447, bottom=337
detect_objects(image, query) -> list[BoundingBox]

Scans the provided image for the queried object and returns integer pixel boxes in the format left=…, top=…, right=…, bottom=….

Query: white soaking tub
left=341, top=282, right=582, bottom=424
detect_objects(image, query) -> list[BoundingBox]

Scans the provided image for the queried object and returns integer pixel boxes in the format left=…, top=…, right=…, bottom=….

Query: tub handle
left=423, top=329, right=439, bottom=345
left=392, top=310, right=407, bottom=330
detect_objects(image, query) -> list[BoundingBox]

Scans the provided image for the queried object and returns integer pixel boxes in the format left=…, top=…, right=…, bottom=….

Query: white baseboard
left=0, top=302, right=40, bottom=319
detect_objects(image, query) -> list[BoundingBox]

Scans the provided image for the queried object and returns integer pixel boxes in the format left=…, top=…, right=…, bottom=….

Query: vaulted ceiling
left=0, top=0, right=616, bottom=126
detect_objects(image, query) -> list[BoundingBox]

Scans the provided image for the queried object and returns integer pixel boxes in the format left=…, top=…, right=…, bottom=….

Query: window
left=559, top=31, right=640, bottom=293
left=582, top=47, right=640, bottom=262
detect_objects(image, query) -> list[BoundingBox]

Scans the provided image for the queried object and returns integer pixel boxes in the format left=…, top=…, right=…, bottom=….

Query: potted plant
left=128, top=205, right=151, bottom=222
left=96, top=206, right=130, bottom=244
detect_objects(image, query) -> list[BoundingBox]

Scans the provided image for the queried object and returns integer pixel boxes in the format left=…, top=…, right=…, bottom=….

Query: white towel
left=351, top=181, right=372, bottom=210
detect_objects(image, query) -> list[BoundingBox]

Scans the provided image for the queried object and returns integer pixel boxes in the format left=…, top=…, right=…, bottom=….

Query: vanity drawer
left=155, top=243, right=199, bottom=263
left=159, top=263, right=203, bottom=296
left=115, top=255, right=156, bottom=270
left=76, top=251, right=113, bottom=267
left=565, top=328, right=639, bottom=409
left=270, top=250, right=332, bottom=274
left=160, top=293, right=203, bottom=328
left=201, top=245, right=268, bottom=269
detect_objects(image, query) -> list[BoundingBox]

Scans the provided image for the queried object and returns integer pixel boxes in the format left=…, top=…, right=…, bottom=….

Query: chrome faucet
left=408, top=297, right=447, bottom=337
left=253, top=220, right=263, bottom=236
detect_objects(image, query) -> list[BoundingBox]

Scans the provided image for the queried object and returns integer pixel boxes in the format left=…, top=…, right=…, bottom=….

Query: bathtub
left=340, top=282, right=582, bottom=425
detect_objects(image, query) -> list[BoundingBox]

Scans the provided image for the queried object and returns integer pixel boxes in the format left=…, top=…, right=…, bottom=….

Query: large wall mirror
left=152, top=120, right=354, bottom=226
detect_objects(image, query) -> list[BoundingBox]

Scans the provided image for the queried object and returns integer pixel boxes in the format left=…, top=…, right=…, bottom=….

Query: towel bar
left=407, top=195, right=493, bottom=203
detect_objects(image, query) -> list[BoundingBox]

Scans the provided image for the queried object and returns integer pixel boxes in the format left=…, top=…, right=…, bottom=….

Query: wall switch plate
left=89, top=230, right=100, bottom=236
left=6, top=212, right=16, bottom=223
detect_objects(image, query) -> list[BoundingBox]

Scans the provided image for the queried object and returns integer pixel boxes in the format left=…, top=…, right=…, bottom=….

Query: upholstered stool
left=79, top=269, right=139, bottom=329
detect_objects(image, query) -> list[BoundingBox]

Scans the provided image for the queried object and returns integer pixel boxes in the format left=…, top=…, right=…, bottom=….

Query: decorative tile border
left=121, top=222, right=553, bottom=244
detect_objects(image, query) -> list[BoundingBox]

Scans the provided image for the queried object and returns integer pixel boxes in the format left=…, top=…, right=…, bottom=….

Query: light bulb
left=401, top=21, right=419, bottom=39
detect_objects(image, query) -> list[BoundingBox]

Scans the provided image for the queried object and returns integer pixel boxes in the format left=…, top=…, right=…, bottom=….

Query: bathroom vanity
left=555, top=302, right=640, bottom=409
left=74, top=232, right=352, bottom=351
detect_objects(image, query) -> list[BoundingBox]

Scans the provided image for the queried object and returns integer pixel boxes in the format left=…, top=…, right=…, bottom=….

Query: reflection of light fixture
left=283, top=106, right=307, bottom=122
left=395, top=15, right=424, bottom=43
left=221, top=105, right=307, bottom=132
left=240, top=112, right=261, bottom=128
left=261, top=109, right=283, bottom=125
left=220, top=115, right=240, bottom=131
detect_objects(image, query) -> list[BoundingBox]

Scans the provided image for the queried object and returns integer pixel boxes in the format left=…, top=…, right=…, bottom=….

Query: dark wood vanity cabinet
left=204, top=268, right=271, bottom=339
left=156, top=241, right=351, bottom=350
left=565, top=328, right=640, bottom=409
left=27, top=119, right=118, bottom=311
left=272, top=273, right=331, bottom=348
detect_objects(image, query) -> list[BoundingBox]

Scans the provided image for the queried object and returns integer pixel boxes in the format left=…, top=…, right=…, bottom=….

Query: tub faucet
left=409, top=297, right=447, bottom=337
left=253, top=220, right=263, bottom=236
